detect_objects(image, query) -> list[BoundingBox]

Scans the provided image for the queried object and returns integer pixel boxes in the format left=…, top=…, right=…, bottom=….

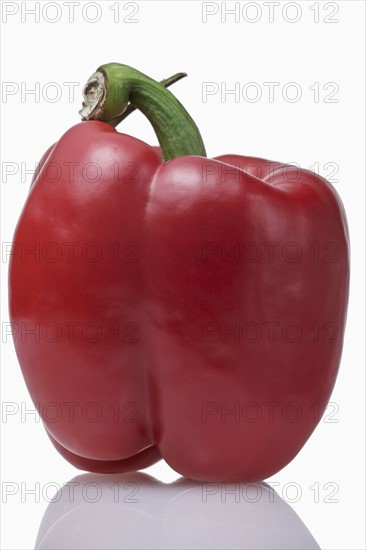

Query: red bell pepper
left=9, top=63, right=349, bottom=481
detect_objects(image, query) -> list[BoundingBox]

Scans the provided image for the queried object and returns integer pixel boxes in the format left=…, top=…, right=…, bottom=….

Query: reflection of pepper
left=35, top=473, right=320, bottom=550
left=9, top=63, right=349, bottom=481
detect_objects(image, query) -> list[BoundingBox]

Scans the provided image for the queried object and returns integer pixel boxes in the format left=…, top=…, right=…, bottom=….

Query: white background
left=1, top=1, right=365, bottom=549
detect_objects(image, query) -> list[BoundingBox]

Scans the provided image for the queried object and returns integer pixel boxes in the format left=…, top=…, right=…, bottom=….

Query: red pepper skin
left=9, top=121, right=349, bottom=481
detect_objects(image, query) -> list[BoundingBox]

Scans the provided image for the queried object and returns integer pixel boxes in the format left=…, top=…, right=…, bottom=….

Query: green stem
left=108, top=72, right=188, bottom=127
left=79, top=63, right=206, bottom=161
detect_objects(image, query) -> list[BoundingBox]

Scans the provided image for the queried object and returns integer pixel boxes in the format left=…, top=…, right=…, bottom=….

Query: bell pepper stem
left=79, top=63, right=206, bottom=161
left=109, top=72, right=187, bottom=127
